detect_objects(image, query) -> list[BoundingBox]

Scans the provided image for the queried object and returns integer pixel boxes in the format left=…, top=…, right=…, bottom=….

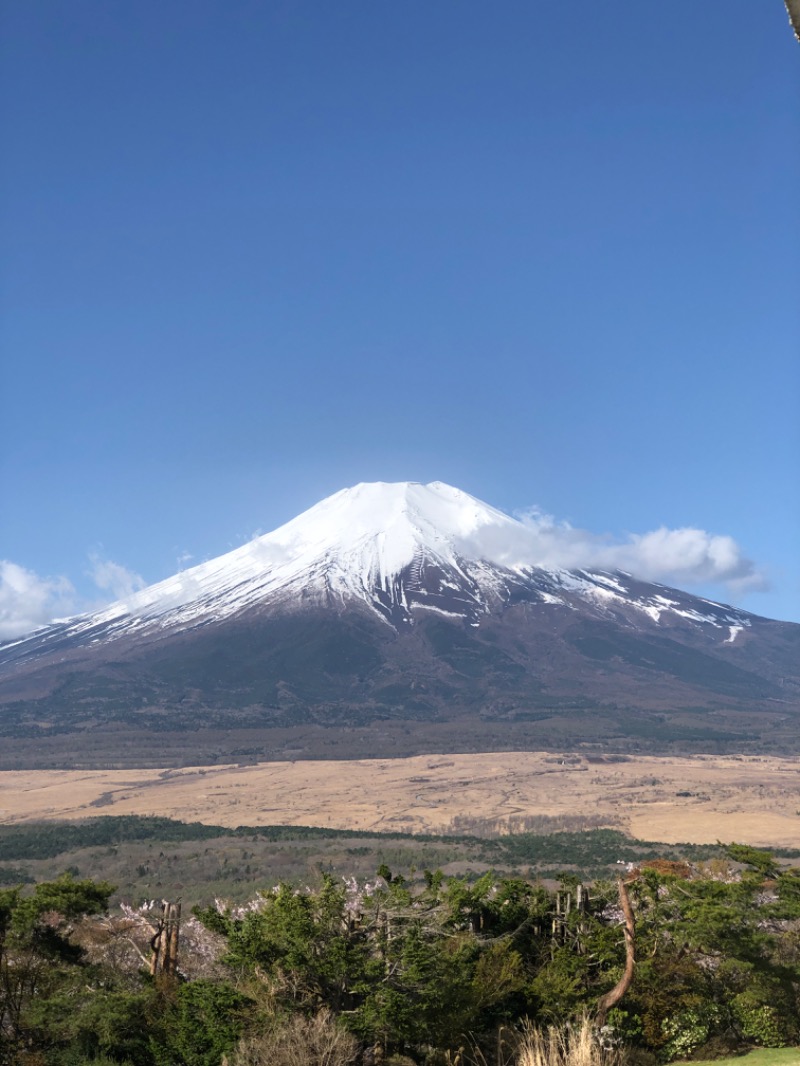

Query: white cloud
left=0, top=554, right=147, bottom=642
left=0, top=561, right=76, bottom=641
left=611, top=526, right=765, bottom=592
left=458, top=507, right=767, bottom=596
left=87, top=553, right=145, bottom=600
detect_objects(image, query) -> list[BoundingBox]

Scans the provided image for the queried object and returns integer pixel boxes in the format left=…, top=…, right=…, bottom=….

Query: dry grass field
left=1, top=751, right=798, bottom=847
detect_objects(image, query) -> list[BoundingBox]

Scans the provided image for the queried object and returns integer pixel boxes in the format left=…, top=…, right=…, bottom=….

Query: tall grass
left=516, top=1017, right=623, bottom=1066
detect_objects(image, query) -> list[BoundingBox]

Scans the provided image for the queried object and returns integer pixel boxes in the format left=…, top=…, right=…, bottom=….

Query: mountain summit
left=1, top=481, right=799, bottom=767
left=1, top=481, right=754, bottom=648
left=110, top=479, right=526, bottom=629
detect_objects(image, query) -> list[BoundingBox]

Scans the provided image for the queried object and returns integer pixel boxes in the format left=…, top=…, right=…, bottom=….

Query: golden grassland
left=1, top=751, right=799, bottom=847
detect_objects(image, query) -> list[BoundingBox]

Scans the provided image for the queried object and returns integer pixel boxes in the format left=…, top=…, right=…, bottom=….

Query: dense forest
left=1, top=842, right=799, bottom=1066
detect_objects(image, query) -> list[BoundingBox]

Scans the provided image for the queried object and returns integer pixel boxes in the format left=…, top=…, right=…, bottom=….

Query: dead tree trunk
left=149, top=901, right=181, bottom=977
left=596, top=879, right=635, bottom=1027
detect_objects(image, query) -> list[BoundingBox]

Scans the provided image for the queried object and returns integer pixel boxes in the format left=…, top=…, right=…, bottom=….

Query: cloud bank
left=0, top=561, right=77, bottom=641
left=459, top=507, right=766, bottom=595
left=0, top=555, right=144, bottom=641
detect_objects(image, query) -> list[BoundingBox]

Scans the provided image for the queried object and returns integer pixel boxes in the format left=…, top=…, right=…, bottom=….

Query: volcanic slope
left=1, top=482, right=798, bottom=766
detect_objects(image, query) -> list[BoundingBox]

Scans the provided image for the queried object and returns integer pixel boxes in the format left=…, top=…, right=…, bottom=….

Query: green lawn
left=683, top=1050, right=800, bottom=1066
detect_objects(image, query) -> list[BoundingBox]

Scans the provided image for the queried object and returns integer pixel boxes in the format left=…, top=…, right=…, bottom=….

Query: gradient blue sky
left=1, top=1, right=799, bottom=635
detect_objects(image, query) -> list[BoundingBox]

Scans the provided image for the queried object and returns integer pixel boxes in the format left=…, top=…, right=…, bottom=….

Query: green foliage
left=725, top=844, right=780, bottom=879
left=26, top=986, right=155, bottom=1065
left=627, top=952, right=708, bottom=1050
left=774, top=867, right=800, bottom=916
left=197, top=870, right=555, bottom=1054
left=9, top=872, right=114, bottom=930
left=622, top=850, right=800, bottom=1058
left=530, top=946, right=593, bottom=1022
left=661, top=1003, right=724, bottom=1061
left=732, top=996, right=788, bottom=1048
left=3, top=845, right=800, bottom=1065
left=202, top=875, right=377, bottom=1014
left=0, top=873, right=116, bottom=1065
left=151, top=980, right=251, bottom=1066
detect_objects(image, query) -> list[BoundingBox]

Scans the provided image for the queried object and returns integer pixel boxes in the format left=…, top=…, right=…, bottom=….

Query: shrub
left=229, top=1008, right=359, bottom=1066
left=659, top=1004, right=723, bottom=1062
left=732, top=994, right=789, bottom=1047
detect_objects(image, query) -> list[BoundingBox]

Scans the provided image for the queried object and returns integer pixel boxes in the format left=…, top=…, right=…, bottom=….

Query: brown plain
left=1, top=752, right=798, bottom=848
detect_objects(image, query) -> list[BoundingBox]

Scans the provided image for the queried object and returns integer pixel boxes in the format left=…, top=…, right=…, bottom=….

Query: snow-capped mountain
left=1, top=481, right=753, bottom=654
left=1, top=482, right=798, bottom=768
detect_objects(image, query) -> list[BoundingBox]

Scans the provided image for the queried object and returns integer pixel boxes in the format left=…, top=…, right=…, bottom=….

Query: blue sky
left=1, top=1, right=798, bottom=635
